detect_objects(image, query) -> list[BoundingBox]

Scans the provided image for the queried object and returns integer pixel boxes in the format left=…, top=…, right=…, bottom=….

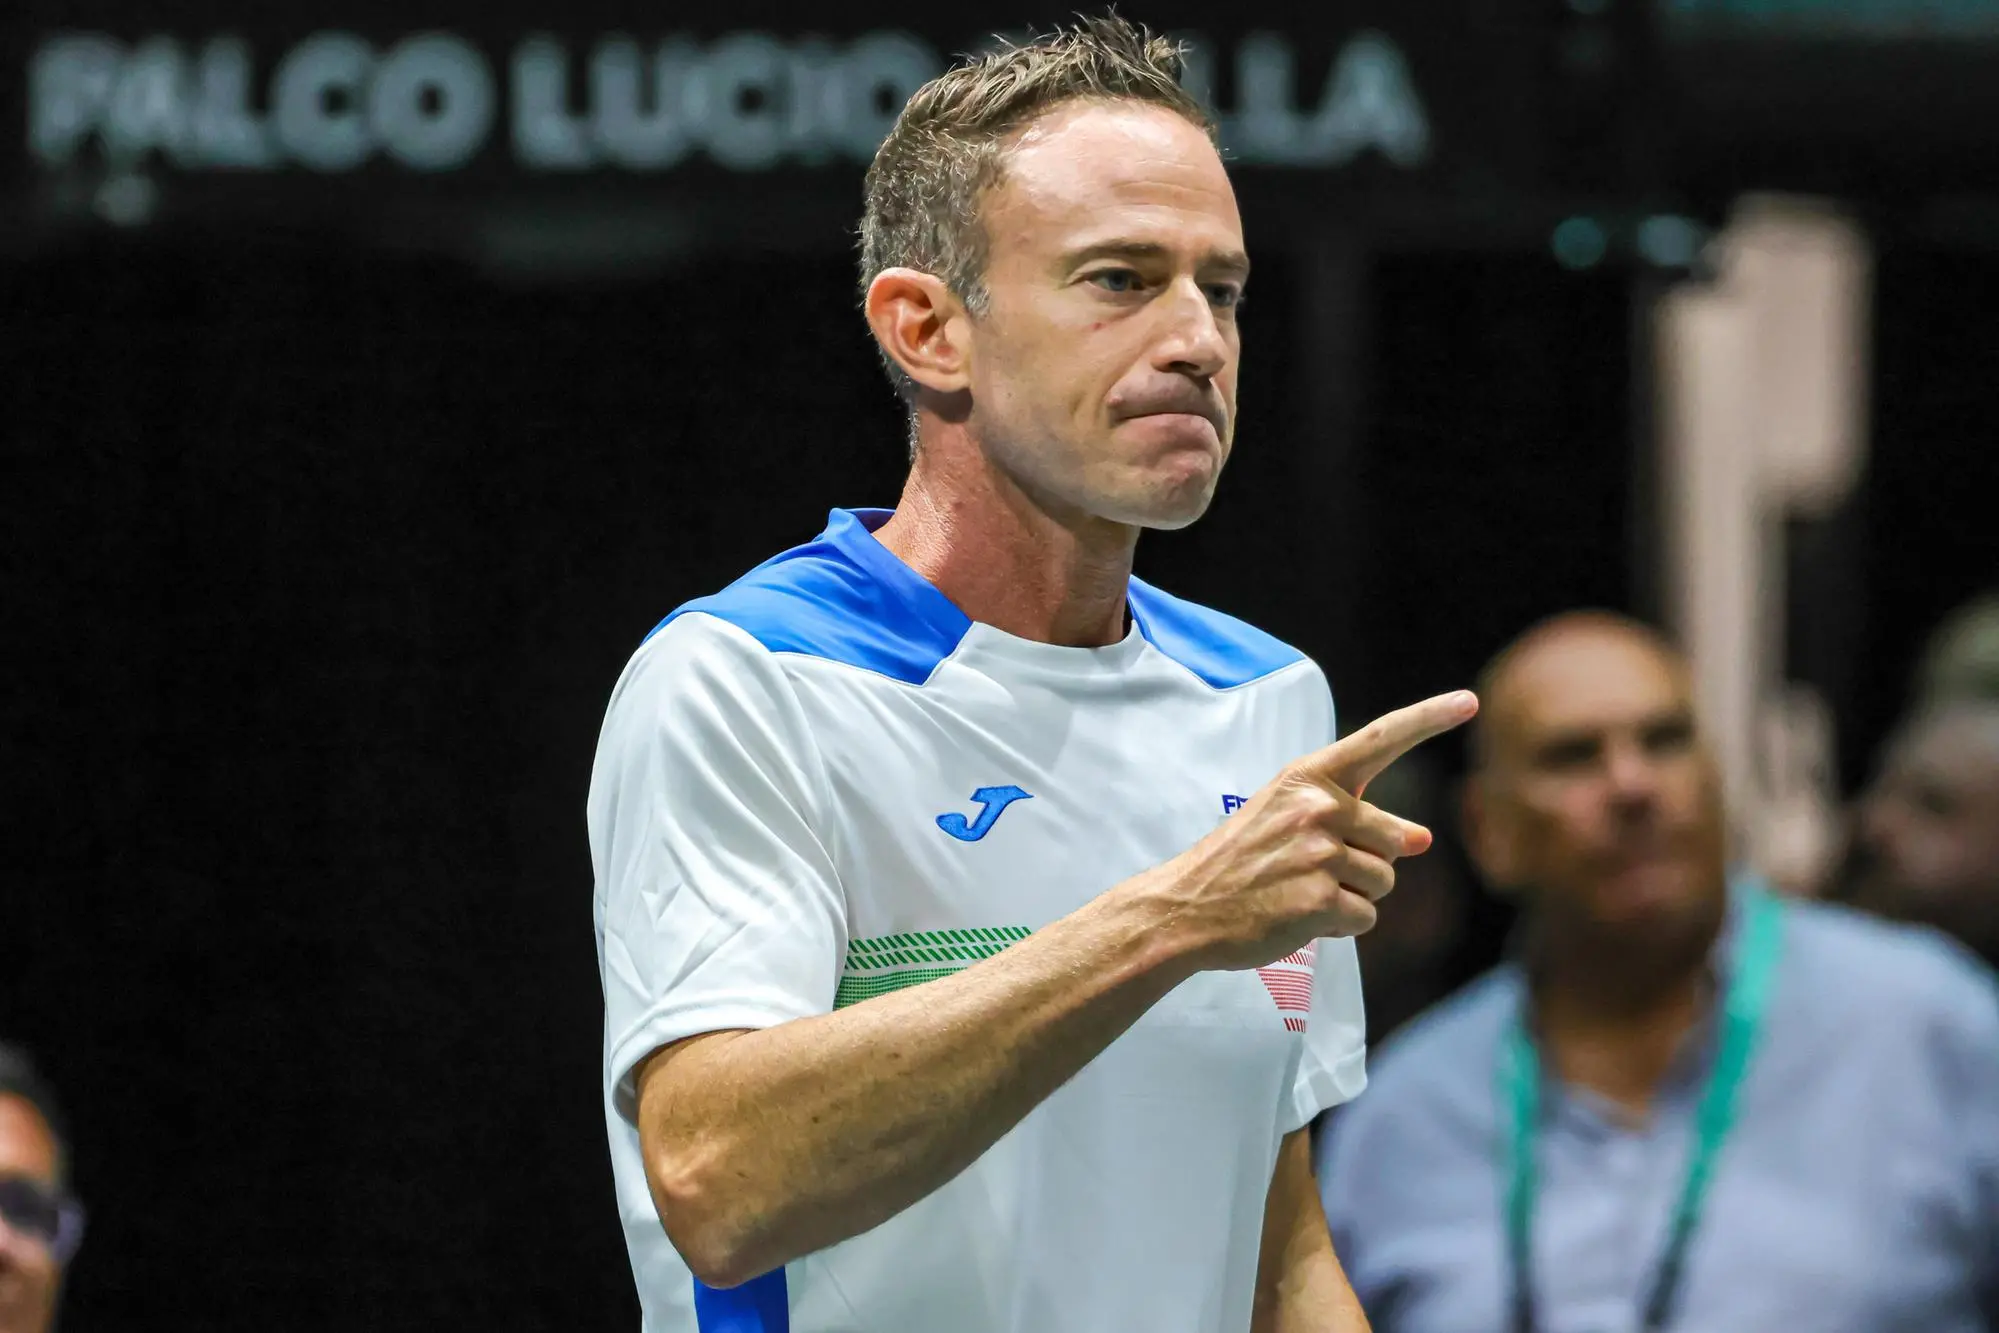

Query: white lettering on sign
left=32, top=30, right=494, bottom=171
left=370, top=34, right=494, bottom=171
left=511, top=31, right=937, bottom=171
left=27, top=29, right=1433, bottom=174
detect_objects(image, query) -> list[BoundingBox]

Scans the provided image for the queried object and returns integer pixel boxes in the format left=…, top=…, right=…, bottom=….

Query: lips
left=1121, top=403, right=1226, bottom=440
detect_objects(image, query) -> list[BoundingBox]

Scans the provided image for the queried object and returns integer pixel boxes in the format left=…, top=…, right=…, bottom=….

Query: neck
left=875, top=424, right=1137, bottom=647
left=1525, top=903, right=1724, bottom=1112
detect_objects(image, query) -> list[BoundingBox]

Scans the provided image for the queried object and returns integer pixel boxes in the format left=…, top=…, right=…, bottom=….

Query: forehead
left=0, top=1095, right=58, bottom=1184
left=1498, top=630, right=1690, bottom=738
left=1888, top=710, right=1999, bottom=790
left=986, top=101, right=1242, bottom=256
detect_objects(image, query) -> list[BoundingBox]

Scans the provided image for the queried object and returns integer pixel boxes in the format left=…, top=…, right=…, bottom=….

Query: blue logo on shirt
left=937, top=786, right=1034, bottom=842
left=1222, top=794, right=1250, bottom=815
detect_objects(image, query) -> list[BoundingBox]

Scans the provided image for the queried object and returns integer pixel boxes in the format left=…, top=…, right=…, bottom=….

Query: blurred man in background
left=1831, top=587, right=1999, bottom=965
left=1840, top=698, right=1999, bottom=969
left=1913, top=590, right=1999, bottom=706
left=1317, top=612, right=1999, bottom=1333
left=0, top=1045, right=81, bottom=1333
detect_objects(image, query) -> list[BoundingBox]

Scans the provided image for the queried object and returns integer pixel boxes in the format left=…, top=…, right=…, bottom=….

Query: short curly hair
left=857, top=14, right=1217, bottom=403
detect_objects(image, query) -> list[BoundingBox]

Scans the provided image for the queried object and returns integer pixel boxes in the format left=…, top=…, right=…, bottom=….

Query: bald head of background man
left=1464, top=612, right=1731, bottom=1004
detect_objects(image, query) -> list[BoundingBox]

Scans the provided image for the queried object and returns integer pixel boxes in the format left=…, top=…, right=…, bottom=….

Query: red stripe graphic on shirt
left=1257, top=942, right=1317, bottom=1031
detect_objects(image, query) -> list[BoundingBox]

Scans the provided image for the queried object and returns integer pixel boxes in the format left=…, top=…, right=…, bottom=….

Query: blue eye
left=1089, top=269, right=1141, bottom=293
left=1209, top=285, right=1245, bottom=309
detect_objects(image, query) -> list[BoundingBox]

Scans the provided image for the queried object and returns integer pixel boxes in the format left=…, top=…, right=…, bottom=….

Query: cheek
left=1918, top=821, right=1983, bottom=876
left=1674, top=761, right=1717, bottom=816
left=1548, top=788, right=1604, bottom=841
left=1515, top=793, right=1596, bottom=863
left=13, top=1247, right=59, bottom=1286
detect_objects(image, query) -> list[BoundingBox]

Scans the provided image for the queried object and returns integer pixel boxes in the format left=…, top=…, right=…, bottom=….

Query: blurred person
left=589, top=17, right=1474, bottom=1333
left=1913, top=590, right=1999, bottom=706
left=1840, top=699, right=1999, bottom=970
left=0, top=1046, right=81, bottom=1333
left=1317, top=612, right=1999, bottom=1333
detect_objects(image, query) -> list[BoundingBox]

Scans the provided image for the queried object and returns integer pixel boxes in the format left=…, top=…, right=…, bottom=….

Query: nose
left=1153, top=277, right=1229, bottom=381
left=1604, top=739, right=1663, bottom=806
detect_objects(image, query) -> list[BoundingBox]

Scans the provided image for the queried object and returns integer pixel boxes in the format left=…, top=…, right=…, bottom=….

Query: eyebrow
left=1528, top=706, right=1696, bottom=756
left=1060, top=240, right=1251, bottom=279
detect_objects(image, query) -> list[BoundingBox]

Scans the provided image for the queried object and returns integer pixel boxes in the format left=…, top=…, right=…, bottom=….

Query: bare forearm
left=639, top=693, right=1474, bottom=1288
left=1254, top=1130, right=1371, bottom=1333
left=640, top=880, right=1194, bottom=1286
left=1253, top=1242, right=1369, bottom=1333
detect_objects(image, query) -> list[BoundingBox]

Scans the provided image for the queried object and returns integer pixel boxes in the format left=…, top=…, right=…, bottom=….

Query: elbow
left=648, top=1145, right=775, bottom=1290
left=670, top=1219, right=764, bottom=1292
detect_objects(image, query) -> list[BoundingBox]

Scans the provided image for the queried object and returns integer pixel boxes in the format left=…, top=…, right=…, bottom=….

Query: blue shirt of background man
left=1317, top=891, right=1999, bottom=1333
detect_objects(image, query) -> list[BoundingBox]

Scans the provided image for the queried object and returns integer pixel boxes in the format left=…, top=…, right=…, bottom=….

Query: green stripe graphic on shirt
left=834, top=927, right=1032, bottom=1009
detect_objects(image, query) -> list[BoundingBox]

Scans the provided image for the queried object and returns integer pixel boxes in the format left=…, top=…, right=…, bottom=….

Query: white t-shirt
left=590, top=508, right=1368, bottom=1333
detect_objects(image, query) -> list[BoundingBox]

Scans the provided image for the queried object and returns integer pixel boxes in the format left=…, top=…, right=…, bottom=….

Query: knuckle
left=1276, top=763, right=1318, bottom=793
left=1299, top=828, right=1344, bottom=864
left=1335, top=894, right=1378, bottom=936
left=1277, top=804, right=1327, bottom=844
left=1298, top=785, right=1342, bottom=823
left=1298, top=875, right=1341, bottom=916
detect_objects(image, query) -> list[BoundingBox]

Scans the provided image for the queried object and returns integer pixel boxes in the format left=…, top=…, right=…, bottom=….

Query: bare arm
left=637, top=692, right=1476, bottom=1288
left=1252, top=1129, right=1370, bottom=1333
left=639, top=882, right=1192, bottom=1286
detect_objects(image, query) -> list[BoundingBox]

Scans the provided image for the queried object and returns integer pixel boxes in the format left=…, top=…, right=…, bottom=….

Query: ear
left=1462, top=774, right=1519, bottom=895
left=865, top=267, right=973, bottom=396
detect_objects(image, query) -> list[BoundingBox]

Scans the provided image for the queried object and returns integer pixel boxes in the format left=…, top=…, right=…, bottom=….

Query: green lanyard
left=1499, top=891, right=1786, bottom=1333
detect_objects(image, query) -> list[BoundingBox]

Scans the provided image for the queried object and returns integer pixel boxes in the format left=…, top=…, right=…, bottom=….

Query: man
left=588, top=17, right=1475, bottom=1333
left=1317, top=612, right=1999, bottom=1332
left=1840, top=699, right=1999, bottom=970
left=0, top=1045, right=81, bottom=1333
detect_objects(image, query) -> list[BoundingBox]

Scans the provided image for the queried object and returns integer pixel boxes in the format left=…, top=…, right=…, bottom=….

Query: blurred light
left=1551, top=215, right=1608, bottom=270
left=1638, top=214, right=1707, bottom=269
left=94, top=173, right=157, bottom=227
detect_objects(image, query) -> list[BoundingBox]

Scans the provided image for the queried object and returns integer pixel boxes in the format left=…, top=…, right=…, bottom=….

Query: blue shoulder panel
left=1127, top=577, right=1307, bottom=689
left=644, top=509, right=971, bottom=686
left=694, top=1270, right=788, bottom=1331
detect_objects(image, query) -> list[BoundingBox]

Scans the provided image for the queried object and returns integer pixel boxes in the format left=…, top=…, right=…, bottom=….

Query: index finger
left=1299, top=691, right=1479, bottom=796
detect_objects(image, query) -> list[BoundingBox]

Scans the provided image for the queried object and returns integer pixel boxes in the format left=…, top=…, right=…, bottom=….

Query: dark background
left=6, top=2, right=1998, bottom=1326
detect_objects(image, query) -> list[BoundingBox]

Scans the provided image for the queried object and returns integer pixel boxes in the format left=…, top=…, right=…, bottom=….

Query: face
left=961, top=100, right=1247, bottom=530
left=1848, top=707, right=1999, bottom=953
left=0, top=1097, right=61, bottom=1333
left=1470, top=626, right=1728, bottom=936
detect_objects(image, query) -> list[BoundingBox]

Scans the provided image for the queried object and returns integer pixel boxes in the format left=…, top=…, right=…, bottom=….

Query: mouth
left=1122, top=409, right=1225, bottom=445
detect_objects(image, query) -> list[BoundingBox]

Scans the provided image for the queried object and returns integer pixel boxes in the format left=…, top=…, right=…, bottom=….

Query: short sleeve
left=1932, top=952, right=1999, bottom=1313
left=1285, top=935, right=1369, bottom=1132
left=589, top=612, right=847, bottom=1123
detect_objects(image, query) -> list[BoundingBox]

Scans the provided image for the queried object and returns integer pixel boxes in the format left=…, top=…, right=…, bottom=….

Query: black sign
left=6, top=3, right=1557, bottom=255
